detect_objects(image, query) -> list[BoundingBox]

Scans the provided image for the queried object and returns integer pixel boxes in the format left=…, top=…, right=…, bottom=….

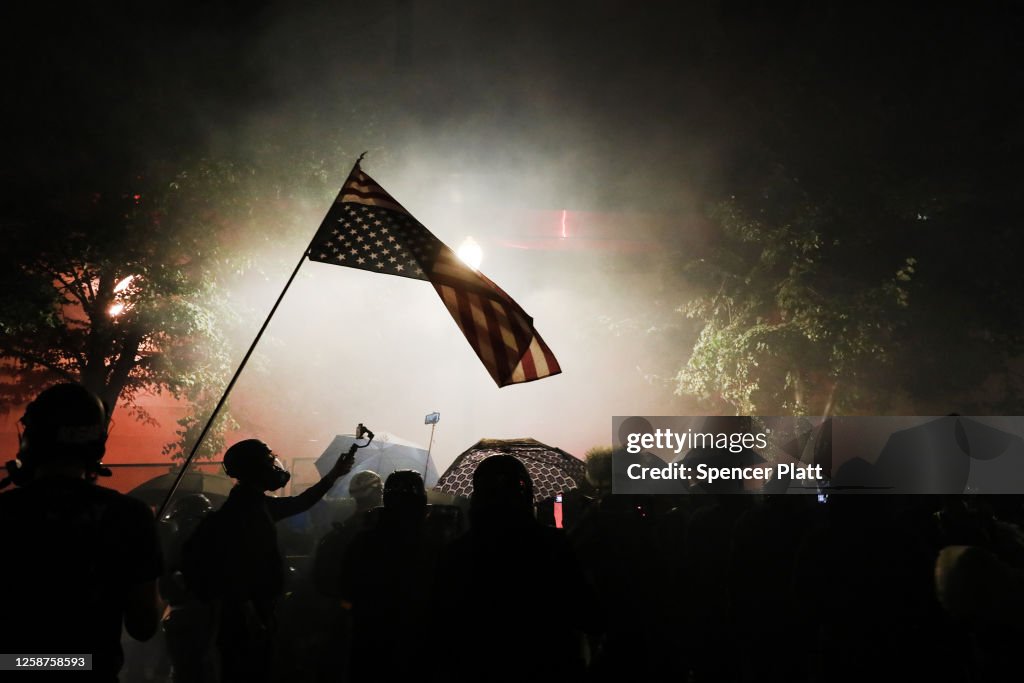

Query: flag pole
left=157, top=154, right=367, bottom=518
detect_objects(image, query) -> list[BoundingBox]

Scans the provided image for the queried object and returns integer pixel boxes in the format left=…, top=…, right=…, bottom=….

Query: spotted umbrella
left=436, top=438, right=585, bottom=502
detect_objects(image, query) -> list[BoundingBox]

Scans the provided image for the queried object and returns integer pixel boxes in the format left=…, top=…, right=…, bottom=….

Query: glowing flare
left=113, top=275, right=135, bottom=293
left=457, top=236, right=483, bottom=270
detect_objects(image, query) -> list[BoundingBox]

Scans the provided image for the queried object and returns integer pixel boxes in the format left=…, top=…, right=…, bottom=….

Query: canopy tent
left=436, top=438, right=585, bottom=502
left=127, top=470, right=234, bottom=509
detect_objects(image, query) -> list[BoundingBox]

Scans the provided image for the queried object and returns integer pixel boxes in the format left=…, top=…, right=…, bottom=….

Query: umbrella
left=127, top=471, right=234, bottom=508
left=315, top=432, right=439, bottom=495
left=874, top=416, right=1024, bottom=494
left=436, top=438, right=585, bottom=502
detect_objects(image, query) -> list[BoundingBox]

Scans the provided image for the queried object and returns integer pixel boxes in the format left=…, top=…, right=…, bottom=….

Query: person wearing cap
left=201, top=437, right=353, bottom=683
left=0, top=382, right=163, bottom=683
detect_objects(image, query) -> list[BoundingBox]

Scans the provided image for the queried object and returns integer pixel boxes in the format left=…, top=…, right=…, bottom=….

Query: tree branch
left=34, top=261, right=90, bottom=308
left=0, top=349, right=77, bottom=382
left=104, top=332, right=143, bottom=410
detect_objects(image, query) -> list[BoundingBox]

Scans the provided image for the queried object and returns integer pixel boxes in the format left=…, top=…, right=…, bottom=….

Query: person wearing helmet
left=203, top=437, right=353, bottom=683
left=349, top=469, right=384, bottom=512
left=306, top=469, right=385, bottom=682
left=167, top=492, right=215, bottom=521
left=339, top=470, right=434, bottom=682
left=312, top=470, right=382, bottom=597
left=0, top=382, right=163, bottom=682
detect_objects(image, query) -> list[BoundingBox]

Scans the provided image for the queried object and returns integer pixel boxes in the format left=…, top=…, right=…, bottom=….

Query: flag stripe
left=468, top=292, right=501, bottom=376
left=531, top=340, right=550, bottom=377
left=340, top=193, right=406, bottom=213
left=340, top=187, right=398, bottom=203
left=489, top=299, right=522, bottom=355
left=519, top=340, right=538, bottom=380
left=452, top=289, right=497, bottom=382
left=539, top=334, right=561, bottom=374
left=311, top=164, right=561, bottom=387
left=479, top=293, right=513, bottom=377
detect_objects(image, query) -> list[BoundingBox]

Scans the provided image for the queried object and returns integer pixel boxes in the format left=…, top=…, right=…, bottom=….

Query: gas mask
left=262, top=456, right=291, bottom=491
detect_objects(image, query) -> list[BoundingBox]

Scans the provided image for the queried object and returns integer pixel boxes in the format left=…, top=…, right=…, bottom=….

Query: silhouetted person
left=159, top=494, right=217, bottom=683
left=313, top=470, right=383, bottom=598
left=570, top=490, right=669, bottom=681
left=934, top=499, right=1024, bottom=680
left=309, top=470, right=384, bottom=683
left=433, top=455, right=602, bottom=683
left=573, top=445, right=668, bottom=679
left=729, top=495, right=814, bottom=683
left=186, top=438, right=353, bottom=683
left=339, top=470, right=436, bottom=682
left=683, top=493, right=752, bottom=683
left=349, top=469, right=384, bottom=512
left=0, top=383, right=163, bottom=683
left=792, top=495, right=951, bottom=683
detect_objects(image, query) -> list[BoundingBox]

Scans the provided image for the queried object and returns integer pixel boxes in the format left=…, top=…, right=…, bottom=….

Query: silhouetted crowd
left=3, top=383, right=1024, bottom=682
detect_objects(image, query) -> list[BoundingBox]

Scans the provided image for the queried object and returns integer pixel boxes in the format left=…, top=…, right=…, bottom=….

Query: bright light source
left=457, top=236, right=483, bottom=270
left=108, top=303, right=126, bottom=317
left=113, top=275, right=135, bottom=294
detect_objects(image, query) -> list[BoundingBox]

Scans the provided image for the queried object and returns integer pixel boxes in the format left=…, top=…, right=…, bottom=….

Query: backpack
left=181, top=510, right=229, bottom=602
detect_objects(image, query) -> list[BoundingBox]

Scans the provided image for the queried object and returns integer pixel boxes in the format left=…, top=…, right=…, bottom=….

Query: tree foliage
left=676, top=172, right=917, bottom=416
left=0, top=160, right=255, bottom=458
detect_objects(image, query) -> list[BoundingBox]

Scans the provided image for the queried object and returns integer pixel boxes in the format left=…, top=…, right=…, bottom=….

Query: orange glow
left=113, top=275, right=135, bottom=293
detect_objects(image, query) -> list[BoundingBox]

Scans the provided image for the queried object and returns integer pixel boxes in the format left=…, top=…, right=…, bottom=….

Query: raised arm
left=266, top=448, right=355, bottom=521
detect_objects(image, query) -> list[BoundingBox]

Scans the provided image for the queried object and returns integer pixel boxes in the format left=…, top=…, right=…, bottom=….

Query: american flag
left=308, top=165, right=561, bottom=387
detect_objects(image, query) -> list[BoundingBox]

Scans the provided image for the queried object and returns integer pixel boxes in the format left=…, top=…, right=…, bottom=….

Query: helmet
left=349, top=470, right=383, bottom=500
left=383, top=470, right=426, bottom=508
left=3, top=383, right=111, bottom=487
left=167, top=493, right=214, bottom=521
left=223, top=439, right=290, bottom=491
left=20, top=383, right=108, bottom=462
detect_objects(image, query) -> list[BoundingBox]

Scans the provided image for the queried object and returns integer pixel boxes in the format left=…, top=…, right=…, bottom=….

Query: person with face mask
left=195, top=438, right=353, bottom=683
